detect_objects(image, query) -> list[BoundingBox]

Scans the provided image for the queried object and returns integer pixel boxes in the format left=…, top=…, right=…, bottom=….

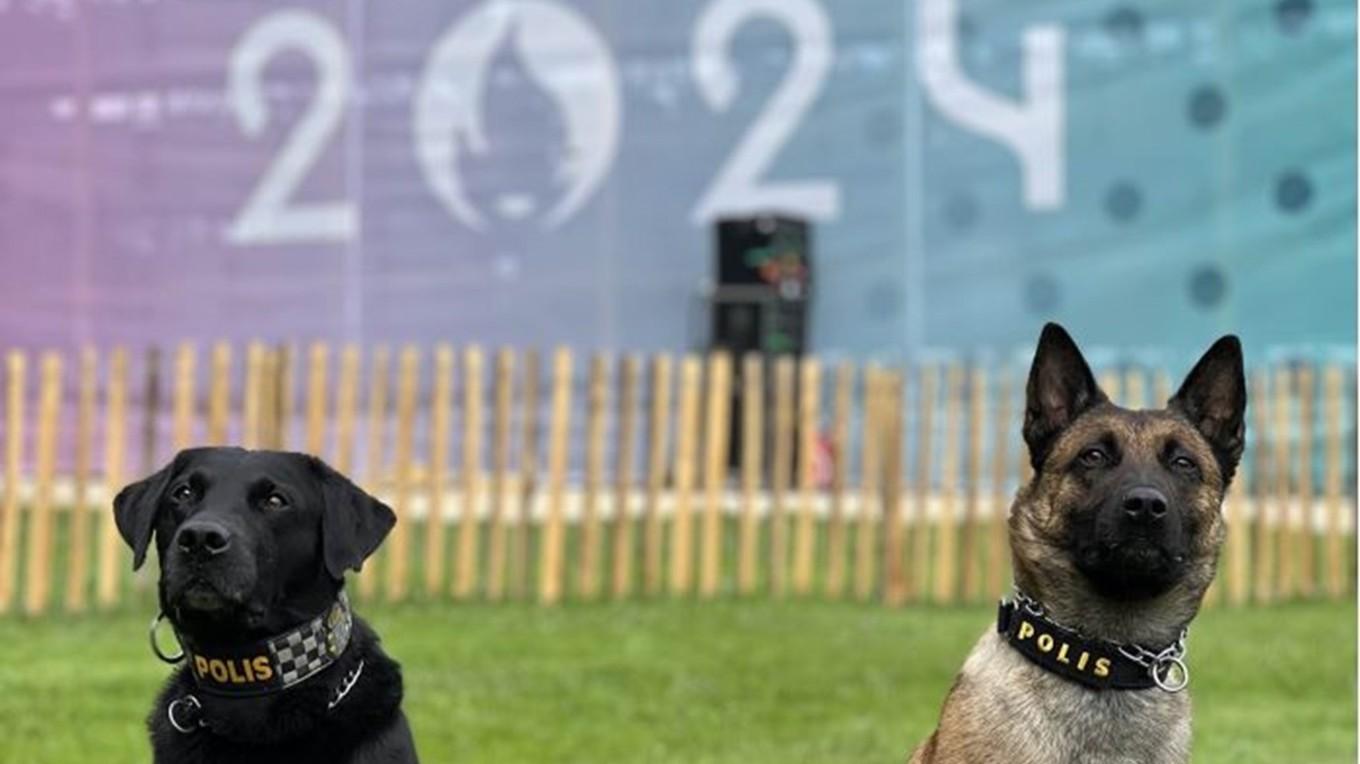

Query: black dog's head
left=114, top=448, right=394, bottom=639
left=1011, top=324, right=1245, bottom=637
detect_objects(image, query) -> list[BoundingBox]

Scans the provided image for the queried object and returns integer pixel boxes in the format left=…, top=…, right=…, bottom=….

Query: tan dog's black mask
left=1020, top=325, right=1245, bottom=601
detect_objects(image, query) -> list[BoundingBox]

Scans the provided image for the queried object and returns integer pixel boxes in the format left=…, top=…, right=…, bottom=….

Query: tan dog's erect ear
left=1022, top=323, right=1108, bottom=470
left=1169, top=335, right=1247, bottom=486
left=308, top=456, right=397, bottom=580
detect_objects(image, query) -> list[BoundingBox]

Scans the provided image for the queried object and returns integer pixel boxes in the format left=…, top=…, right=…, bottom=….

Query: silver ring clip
left=149, top=612, right=185, bottom=664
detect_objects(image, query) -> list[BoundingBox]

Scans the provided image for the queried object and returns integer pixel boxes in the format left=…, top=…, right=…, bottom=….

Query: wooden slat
left=258, top=347, right=279, bottom=450
left=642, top=355, right=673, bottom=596
left=510, top=350, right=541, bottom=600
left=305, top=342, right=329, bottom=455
left=960, top=366, right=986, bottom=602
left=824, top=361, right=853, bottom=598
left=538, top=348, right=573, bottom=605
left=386, top=346, right=420, bottom=602
left=333, top=346, right=361, bottom=471
left=609, top=355, right=641, bottom=599
left=1099, top=370, right=1121, bottom=407
left=97, top=348, right=129, bottom=609
left=854, top=366, right=883, bottom=601
left=737, top=353, right=764, bottom=595
left=425, top=345, right=455, bottom=597
left=769, top=356, right=796, bottom=597
left=933, top=364, right=963, bottom=604
left=910, top=365, right=937, bottom=601
left=1322, top=365, right=1345, bottom=597
left=275, top=344, right=295, bottom=450
left=1297, top=364, right=1316, bottom=597
left=986, top=369, right=1012, bottom=600
left=1154, top=370, right=1172, bottom=411
left=699, top=351, right=732, bottom=598
left=242, top=343, right=265, bottom=449
left=881, top=372, right=906, bottom=606
left=65, top=348, right=97, bottom=613
left=577, top=354, right=609, bottom=600
left=140, top=346, right=161, bottom=476
left=487, top=348, right=515, bottom=600
left=1225, top=444, right=1250, bottom=606
left=1123, top=368, right=1145, bottom=410
left=668, top=355, right=702, bottom=595
left=792, top=357, right=821, bottom=596
left=1272, top=367, right=1293, bottom=598
left=172, top=342, right=197, bottom=451
left=24, top=353, right=62, bottom=615
left=358, top=346, right=391, bottom=601
left=1251, top=370, right=1273, bottom=603
left=455, top=346, right=485, bottom=600
left=0, top=352, right=23, bottom=613
left=207, top=342, right=232, bottom=445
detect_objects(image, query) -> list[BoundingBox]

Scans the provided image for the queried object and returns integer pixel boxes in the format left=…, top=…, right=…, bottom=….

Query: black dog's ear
left=113, top=455, right=183, bottom=571
left=309, top=456, right=396, bottom=580
left=1169, top=335, right=1247, bottom=485
left=1023, top=323, right=1108, bottom=470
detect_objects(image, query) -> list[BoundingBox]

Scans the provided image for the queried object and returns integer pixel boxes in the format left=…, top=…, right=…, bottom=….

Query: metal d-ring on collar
left=167, top=694, right=206, bottom=734
left=1117, top=632, right=1191, bottom=692
left=1010, top=589, right=1192, bottom=693
left=149, top=612, right=185, bottom=664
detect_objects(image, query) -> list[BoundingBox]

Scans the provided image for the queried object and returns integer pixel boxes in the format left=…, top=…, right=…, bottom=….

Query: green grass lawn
left=0, top=599, right=1352, bottom=763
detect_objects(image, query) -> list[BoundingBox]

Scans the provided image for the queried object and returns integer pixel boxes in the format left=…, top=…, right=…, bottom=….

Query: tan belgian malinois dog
left=910, top=323, right=1246, bottom=764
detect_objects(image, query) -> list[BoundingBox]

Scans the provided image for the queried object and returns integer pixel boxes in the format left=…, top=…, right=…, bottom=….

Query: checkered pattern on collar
left=269, top=590, right=354, bottom=689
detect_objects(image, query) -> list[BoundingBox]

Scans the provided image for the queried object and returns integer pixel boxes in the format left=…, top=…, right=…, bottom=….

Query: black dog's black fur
left=114, top=447, right=418, bottom=764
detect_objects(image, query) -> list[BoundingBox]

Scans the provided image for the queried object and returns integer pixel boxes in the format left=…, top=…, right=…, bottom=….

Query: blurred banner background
left=0, top=0, right=1352, bottom=366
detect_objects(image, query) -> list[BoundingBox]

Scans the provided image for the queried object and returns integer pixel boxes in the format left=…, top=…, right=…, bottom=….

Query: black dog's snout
left=176, top=520, right=233, bottom=559
left=1122, top=486, right=1168, bottom=524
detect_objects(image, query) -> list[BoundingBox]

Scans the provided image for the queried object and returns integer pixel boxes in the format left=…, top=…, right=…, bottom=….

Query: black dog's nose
left=1122, top=487, right=1169, bottom=524
left=176, top=521, right=232, bottom=558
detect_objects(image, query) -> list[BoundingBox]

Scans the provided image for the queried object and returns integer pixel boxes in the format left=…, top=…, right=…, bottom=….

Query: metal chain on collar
left=1117, top=632, right=1190, bottom=692
left=1009, top=589, right=1191, bottom=693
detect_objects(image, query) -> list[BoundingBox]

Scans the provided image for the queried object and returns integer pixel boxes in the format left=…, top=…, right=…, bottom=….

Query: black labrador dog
left=114, top=447, right=419, bottom=763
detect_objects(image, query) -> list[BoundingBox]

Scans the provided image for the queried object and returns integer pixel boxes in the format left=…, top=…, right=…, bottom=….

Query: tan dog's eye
left=1078, top=448, right=1108, bottom=468
left=262, top=492, right=289, bottom=510
left=1171, top=455, right=1198, bottom=473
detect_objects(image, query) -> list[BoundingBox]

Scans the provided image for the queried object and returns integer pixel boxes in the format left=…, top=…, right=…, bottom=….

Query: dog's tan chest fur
left=910, top=630, right=1191, bottom=764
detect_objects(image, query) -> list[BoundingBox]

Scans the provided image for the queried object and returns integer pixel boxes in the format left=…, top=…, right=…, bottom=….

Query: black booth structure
left=708, top=215, right=812, bottom=468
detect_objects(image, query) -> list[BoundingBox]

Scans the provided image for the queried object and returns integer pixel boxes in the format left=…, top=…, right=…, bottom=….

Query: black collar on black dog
left=157, top=591, right=363, bottom=735
left=996, top=591, right=1190, bottom=692
left=153, top=591, right=354, bottom=698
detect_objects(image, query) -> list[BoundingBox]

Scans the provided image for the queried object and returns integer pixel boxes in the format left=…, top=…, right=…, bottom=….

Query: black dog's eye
left=1171, top=455, right=1199, bottom=473
left=1078, top=448, right=1108, bottom=468
left=170, top=483, right=196, bottom=503
left=261, top=492, right=289, bottom=511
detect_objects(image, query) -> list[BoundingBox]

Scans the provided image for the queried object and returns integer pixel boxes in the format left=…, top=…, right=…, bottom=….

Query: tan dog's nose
left=1122, top=487, right=1168, bottom=524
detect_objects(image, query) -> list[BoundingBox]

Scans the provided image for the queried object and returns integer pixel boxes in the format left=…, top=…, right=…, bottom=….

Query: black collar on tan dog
left=151, top=591, right=363, bottom=734
left=997, top=591, right=1190, bottom=693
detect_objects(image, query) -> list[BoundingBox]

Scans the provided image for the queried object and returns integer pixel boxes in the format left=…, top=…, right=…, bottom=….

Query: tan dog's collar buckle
left=1117, top=629, right=1191, bottom=693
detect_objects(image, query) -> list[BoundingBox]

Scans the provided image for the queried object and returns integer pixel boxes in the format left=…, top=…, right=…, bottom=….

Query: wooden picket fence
left=0, top=341, right=1353, bottom=617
